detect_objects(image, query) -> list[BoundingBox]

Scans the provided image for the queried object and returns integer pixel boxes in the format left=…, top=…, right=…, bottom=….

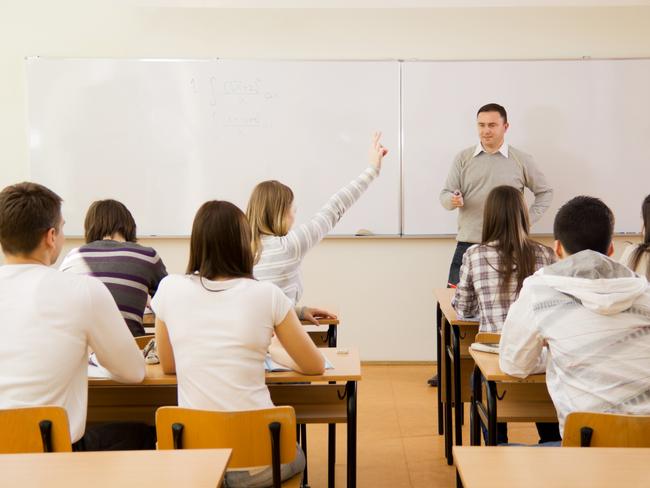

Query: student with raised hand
left=60, top=199, right=167, bottom=336
left=246, top=132, right=388, bottom=309
left=620, top=194, right=650, bottom=280
left=500, top=196, right=650, bottom=440
left=0, top=182, right=144, bottom=446
left=452, top=185, right=559, bottom=444
left=152, top=200, right=324, bottom=488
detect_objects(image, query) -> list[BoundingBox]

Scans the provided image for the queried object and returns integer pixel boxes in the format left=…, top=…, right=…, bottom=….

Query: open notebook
left=265, top=354, right=334, bottom=372
left=470, top=342, right=500, bottom=354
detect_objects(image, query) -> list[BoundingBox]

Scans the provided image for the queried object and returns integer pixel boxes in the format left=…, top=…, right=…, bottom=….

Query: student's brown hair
left=0, top=182, right=63, bottom=255
left=84, top=199, right=137, bottom=243
left=481, top=185, right=537, bottom=297
left=187, top=200, right=254, bottom=281
left=246, top=180, right=294, bottom=262
left=628, top=194, right=650, bottom=278
left=477, top=103, right=508, bottom=123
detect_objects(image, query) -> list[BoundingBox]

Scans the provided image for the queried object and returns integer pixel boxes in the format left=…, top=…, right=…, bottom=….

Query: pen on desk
left=448, top=283, right=457, bottom=289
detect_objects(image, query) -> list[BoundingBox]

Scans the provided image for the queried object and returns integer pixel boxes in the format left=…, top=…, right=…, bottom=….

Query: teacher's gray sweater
left=440, top=145, right=553, bottom=244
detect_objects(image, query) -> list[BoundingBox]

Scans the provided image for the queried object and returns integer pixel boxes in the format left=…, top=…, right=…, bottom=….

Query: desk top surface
left=89, top=347, right=361, bottom=386
left=434, top=288, right=479, bottom=326
left=3, top=448, right=230, bottom=488
left=469, top=348, right=546, bottom=383
left=454, top=446, right=650, bottom=488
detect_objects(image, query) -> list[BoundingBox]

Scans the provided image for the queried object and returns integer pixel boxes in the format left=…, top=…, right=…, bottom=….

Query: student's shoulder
left=532, top=241, right=556, bottom=262
left=45, top=267, right=108, bottom=300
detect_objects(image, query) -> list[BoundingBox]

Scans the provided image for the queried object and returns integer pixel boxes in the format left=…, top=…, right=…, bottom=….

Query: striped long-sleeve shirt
left=60, top=240, right=168, bottom=336
left=254, top=166, right=379, bottom=304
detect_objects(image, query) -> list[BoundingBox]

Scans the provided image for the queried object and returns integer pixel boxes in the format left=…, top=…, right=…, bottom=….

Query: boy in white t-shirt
left=0, top=182, right=145, bottom=445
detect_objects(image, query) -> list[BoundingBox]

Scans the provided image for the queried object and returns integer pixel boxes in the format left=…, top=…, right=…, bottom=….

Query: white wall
left=1, top=3, right=649, bottom=359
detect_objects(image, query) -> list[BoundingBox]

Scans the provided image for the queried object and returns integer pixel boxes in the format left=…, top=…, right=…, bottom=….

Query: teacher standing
left=440, top=103, right=554, bottom=285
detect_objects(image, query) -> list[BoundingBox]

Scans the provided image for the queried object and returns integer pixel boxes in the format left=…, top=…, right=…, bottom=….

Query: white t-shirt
left=151, top=275, right=293, bottom=411
left=0, top=264, right=145, bottom=442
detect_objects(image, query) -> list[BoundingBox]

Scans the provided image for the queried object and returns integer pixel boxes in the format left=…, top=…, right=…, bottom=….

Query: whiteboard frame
left=25, top=56, right=650, bottom=238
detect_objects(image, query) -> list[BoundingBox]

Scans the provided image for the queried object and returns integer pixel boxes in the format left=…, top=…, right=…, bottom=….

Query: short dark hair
left=84, top=199, right=137, bottom=243
left=477, top=103, right=508, bottom=123
left=0, top=182, right=62, bottom=255
left=553, top=196, right=614, bottom=255
left=187, top=200, right=254, bottom=281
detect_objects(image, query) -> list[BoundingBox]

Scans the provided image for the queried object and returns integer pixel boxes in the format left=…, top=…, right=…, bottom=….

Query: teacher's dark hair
left=477, top=103, right=508, bottom=123
left=84, top=199, right=137, bottom=243
left=482, top=185, right=536, bottom=297
left=0, top=182, right=62, bottom=255
left=553, top=196, right=614, bottom=255
left=187, top=200, right=254, bottom=281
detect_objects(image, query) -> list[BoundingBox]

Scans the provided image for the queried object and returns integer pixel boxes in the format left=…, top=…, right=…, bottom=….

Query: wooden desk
left=453, top=446, right=650, bottom=488
left=469, top=349, right=556, bottom=446
left=434, top=288, right=479, bottom=464
left=88, top=347, right=360, bottom=488
left=3, top=448, right=230, bottom=488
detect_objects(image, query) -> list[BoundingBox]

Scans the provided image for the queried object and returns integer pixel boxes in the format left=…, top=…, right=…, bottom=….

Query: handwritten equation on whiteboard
left=190, top=76, right=277, bottom=132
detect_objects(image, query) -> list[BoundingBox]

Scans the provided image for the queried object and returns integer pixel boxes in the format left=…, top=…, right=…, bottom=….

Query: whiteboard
left=27, top=59, right=400, bottom=236
left=402, top=59, right=650, bottom=235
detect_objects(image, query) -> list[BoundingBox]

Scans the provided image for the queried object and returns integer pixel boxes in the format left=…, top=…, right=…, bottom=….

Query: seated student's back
left=153, top=200, right=324, bottom=488
left=453, top=185, right=555, bottom=333
left=500, top=196, right=650, bottom=436
left=0, top=183, right=144, bottom=443
left=60, top=199, right=167, bottom=336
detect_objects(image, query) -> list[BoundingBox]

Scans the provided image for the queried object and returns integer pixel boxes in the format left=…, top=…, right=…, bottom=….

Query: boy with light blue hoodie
left=500, top=196, right=650, bottom=438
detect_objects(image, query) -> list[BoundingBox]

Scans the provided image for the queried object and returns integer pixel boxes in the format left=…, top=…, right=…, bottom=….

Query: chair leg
left=269, top=422, right=282, bottom=488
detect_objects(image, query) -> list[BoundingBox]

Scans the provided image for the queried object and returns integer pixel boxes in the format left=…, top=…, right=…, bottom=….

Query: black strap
left=580, top=426, right=594, bottom=447
left=172, top=422, right=184, bottom=449
left=268, top=422, right=282, bottom=488
left=39, top=420, right=53, bottom=453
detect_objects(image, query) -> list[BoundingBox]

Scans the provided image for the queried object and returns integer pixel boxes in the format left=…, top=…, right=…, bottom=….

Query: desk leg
left=485, top=380, right=498, bottom=446
left=443, top=318, right=453, bottom=465
left=470, top=365, right=481, bottom=446
left=456, top=469, right=464, bottom=488
left=451, top=324, right=463, bottom=447
left=328, top=423, right=336, bottom=488
left=346, top=381, right=358, bottom=488
left=436, top=302, right=443, bottom=435
left=327, top=324, right=337, bottom=488
left=328, top=324, right=337, bottom=348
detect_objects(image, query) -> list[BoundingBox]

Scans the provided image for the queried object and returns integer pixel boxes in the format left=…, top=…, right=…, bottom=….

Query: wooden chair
left=0, top=406, right=72, bottom=453
left=156, top=406, right=301, bottom=488
left=134, top=334, right=155, bottom=349
left=562, top=412, right=650, bottom=447
left=474, top=332, right=501, bottom=344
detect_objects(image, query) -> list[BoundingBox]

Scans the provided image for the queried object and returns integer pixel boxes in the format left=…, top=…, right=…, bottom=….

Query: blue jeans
left=448, top=241, right=474, bottom=285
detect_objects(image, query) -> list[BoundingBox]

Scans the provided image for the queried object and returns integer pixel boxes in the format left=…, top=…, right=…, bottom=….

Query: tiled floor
left=301, top=364, right=539, bottom=488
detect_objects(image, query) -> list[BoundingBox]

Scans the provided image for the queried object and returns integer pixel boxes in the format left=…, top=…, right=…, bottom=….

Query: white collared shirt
left=473, top=141, right=509, bottom=158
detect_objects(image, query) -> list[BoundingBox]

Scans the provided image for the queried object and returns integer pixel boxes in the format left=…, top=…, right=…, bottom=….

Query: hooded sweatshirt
left=499, top=250, right=650, bottom=435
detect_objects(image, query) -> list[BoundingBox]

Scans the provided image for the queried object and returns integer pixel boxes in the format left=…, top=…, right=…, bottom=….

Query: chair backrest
left=0, top=406, right=72, bottom=453
left=156, top=406, right=296, bottom=467
left=562, top=411, right=650, bottom=447
left=135, top=334, right=155, bottom=349
left=474, top=332, right=501, bottom=344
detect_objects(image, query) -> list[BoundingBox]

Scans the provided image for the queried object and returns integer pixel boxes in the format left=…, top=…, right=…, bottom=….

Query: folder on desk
left=264, top=354, right=334, bottom=372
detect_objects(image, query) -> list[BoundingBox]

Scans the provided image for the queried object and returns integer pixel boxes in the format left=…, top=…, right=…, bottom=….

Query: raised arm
left=286, top=132, right=387, bottom=257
